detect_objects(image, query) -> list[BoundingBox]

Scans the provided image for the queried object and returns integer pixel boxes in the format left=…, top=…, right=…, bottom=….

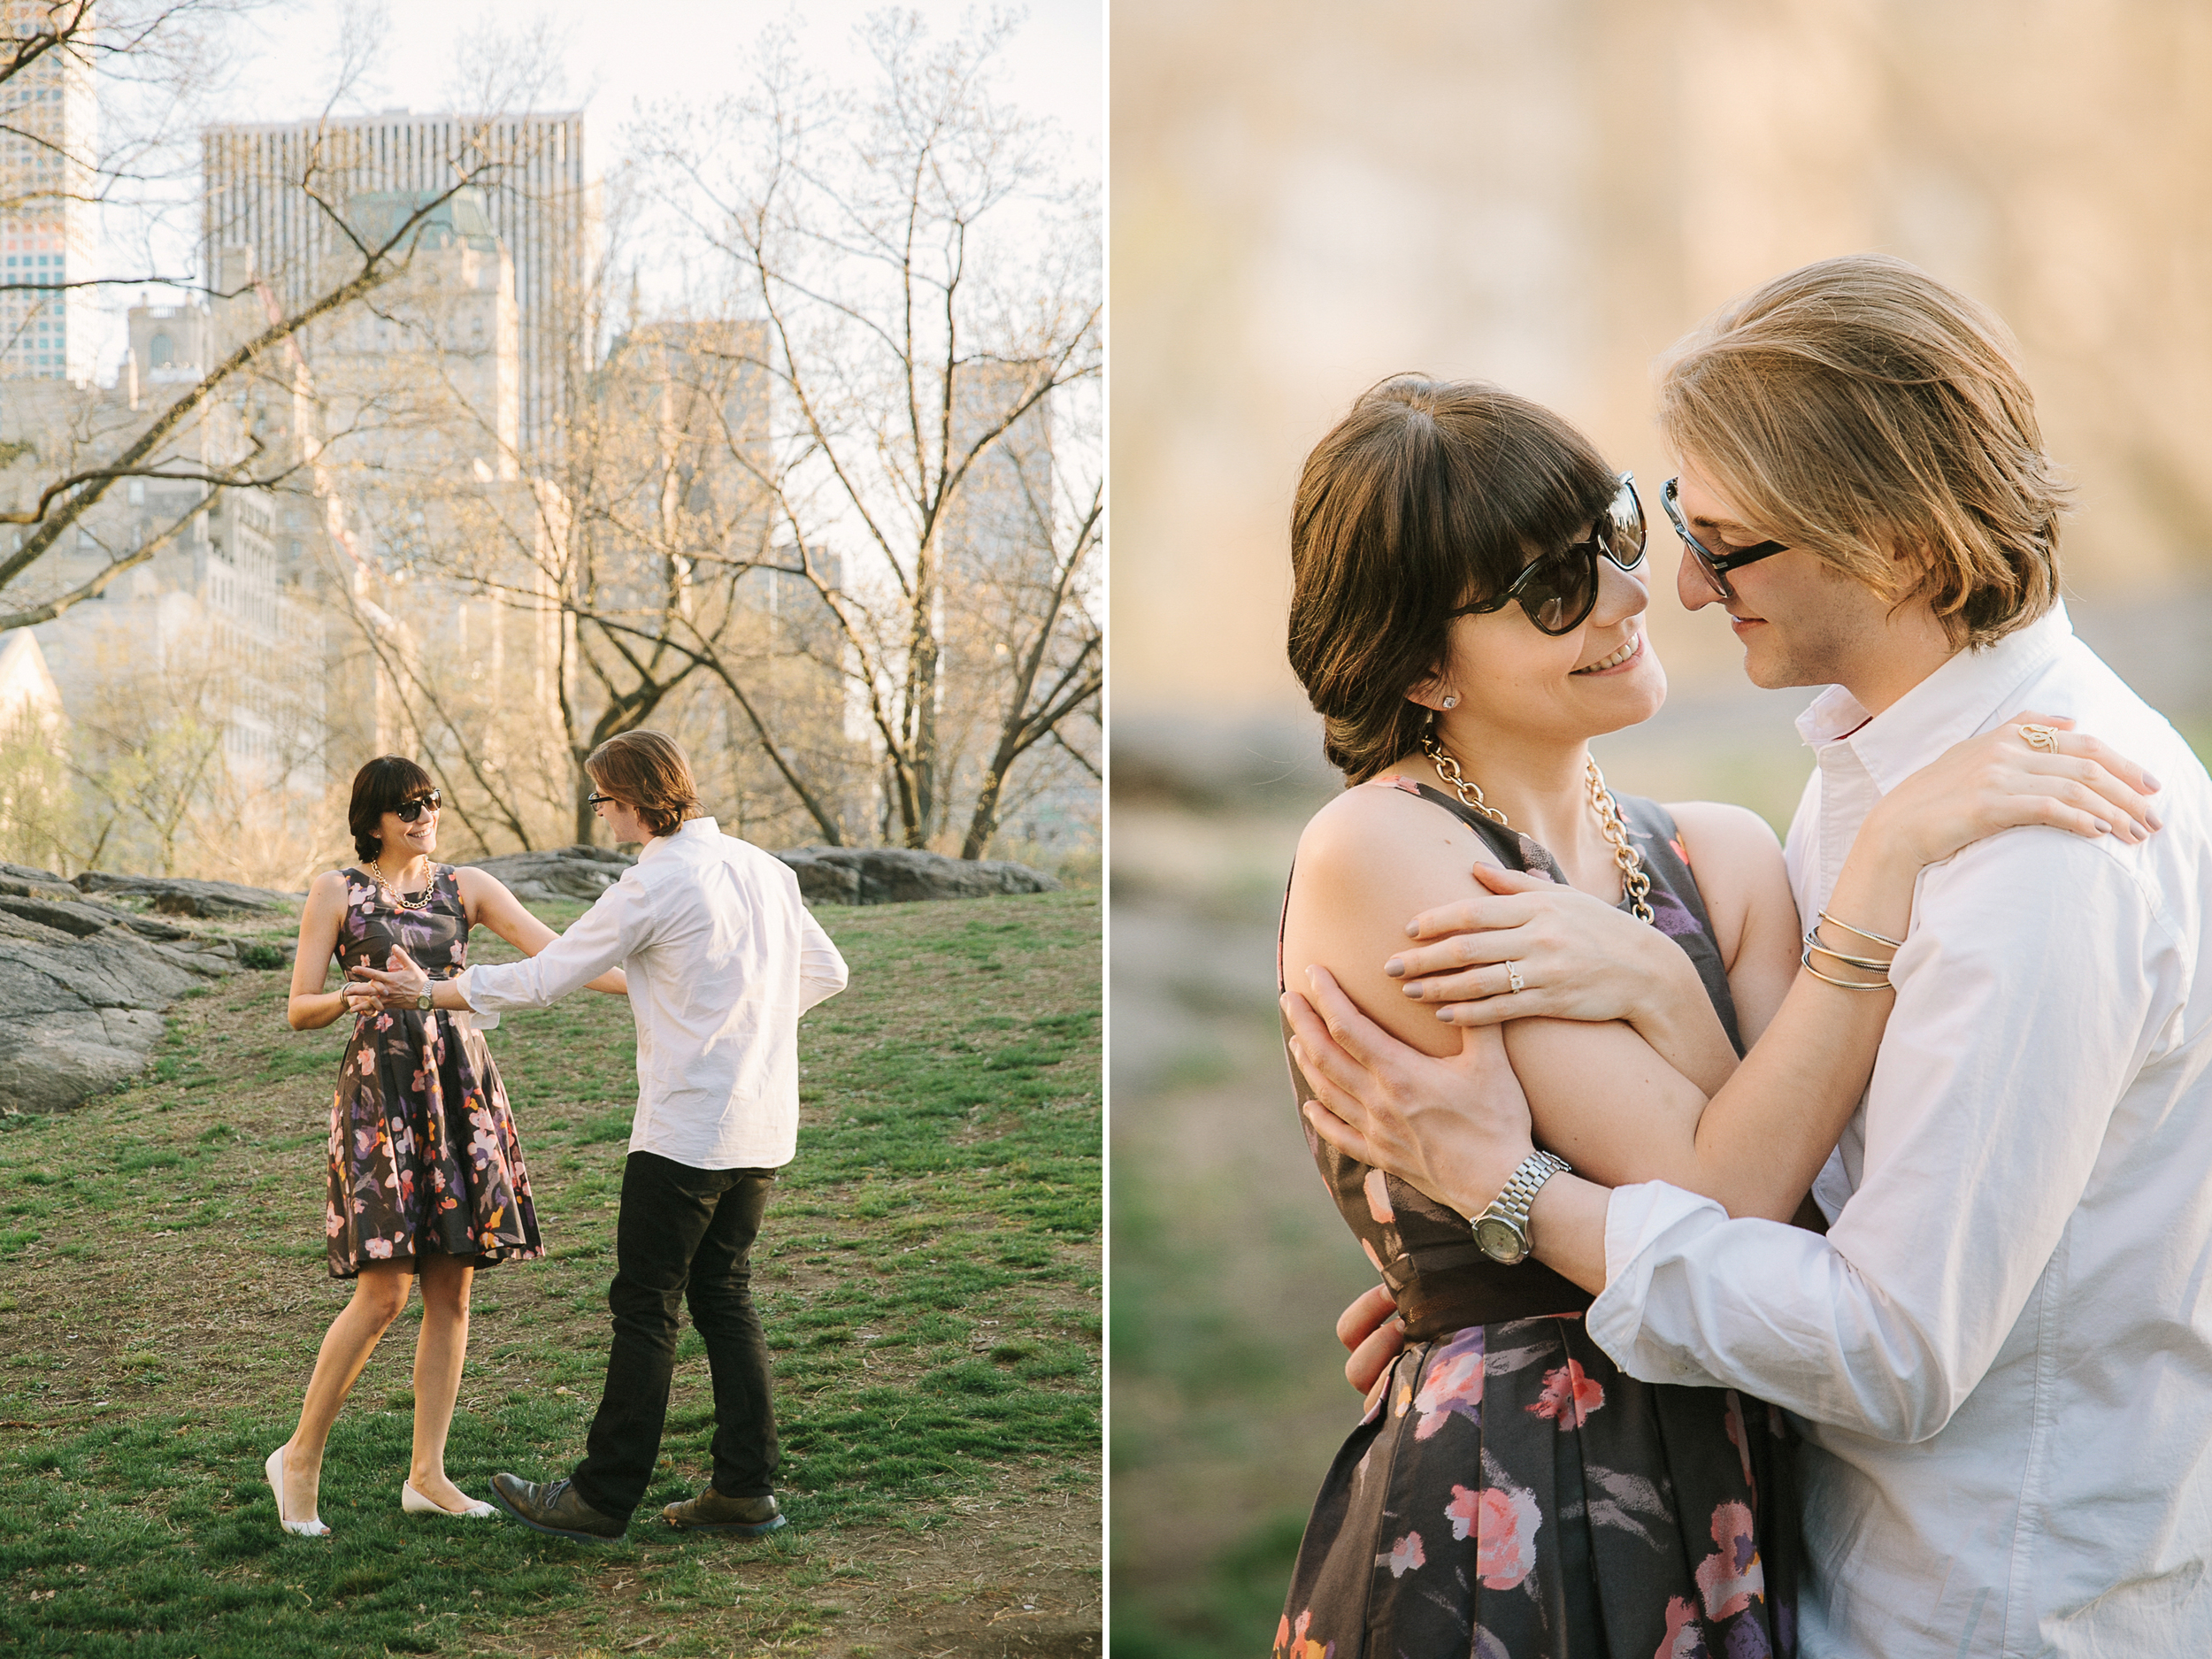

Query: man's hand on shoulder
left=1283, top=964, right=1535, bottom=1220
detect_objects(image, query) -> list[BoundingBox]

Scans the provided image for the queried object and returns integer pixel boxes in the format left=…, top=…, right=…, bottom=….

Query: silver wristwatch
left=1471, top=1150, right=1571, bottom=1265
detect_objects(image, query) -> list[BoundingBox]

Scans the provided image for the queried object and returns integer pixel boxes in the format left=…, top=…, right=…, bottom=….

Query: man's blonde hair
left=1658, top=254, right=2065, bottom=649
left=587, top=730, right=702, bottom=839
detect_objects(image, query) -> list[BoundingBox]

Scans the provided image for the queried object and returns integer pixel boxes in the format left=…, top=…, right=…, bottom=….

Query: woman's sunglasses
left=1660, top=476, right=1789, bottom=601
left=393, top=790, right=442, bottom=824
left=1449, top=472, right=1647, bottom=636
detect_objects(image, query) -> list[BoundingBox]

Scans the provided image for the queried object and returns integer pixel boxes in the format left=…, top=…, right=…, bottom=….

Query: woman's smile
left=1571, top=629, right=1644, bottom=676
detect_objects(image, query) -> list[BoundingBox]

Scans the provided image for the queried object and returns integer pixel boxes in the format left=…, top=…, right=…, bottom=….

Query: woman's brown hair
left=587, top=730, right=702, bottom=839
left=1286, top=375, right=1619, bottom=783
left=349, top=757, right=437, bottom=863
left=1659, top=254, right=2065, bottom=649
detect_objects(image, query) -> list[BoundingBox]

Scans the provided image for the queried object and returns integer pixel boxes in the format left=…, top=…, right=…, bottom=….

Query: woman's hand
left=1387, top=863, right=1701, bottom=1029
left=345, top=946, right=431, bottom=1013
left=1858, top=713, right=2161, bottom=870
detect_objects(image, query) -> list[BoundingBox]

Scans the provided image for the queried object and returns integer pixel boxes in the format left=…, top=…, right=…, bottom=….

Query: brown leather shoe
left=489, top=1472, right=626, bottom=1541
left=661, top=1488, right=786, bottom=1535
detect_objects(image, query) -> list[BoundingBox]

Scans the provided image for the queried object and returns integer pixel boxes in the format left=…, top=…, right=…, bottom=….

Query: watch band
left=1471, top=1150, right=1571, bottom=1264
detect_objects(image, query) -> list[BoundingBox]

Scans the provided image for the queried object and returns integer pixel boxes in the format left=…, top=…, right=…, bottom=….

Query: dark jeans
left=569, top=1151, right=780, bottom=1521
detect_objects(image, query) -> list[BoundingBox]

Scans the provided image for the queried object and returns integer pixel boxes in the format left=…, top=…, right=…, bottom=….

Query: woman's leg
left=408, top=1250, right=476, bottom=1509
left=281, top=1261, right=414, bottom=1522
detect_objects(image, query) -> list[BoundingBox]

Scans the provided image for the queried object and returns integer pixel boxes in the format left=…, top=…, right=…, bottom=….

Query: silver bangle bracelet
left=1801, top=941, right=1892, bottom=989
left=1802, top=928, right=1894, bottom=972
left=1816, top=908, right=1904, bottom=951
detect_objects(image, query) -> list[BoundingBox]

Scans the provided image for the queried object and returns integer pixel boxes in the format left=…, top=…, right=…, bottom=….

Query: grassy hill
left=0, top=889, right=1100, bottom=1657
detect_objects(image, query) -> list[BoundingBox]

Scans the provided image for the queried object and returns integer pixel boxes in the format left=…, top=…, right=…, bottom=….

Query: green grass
left=0, top=889, right=1100, bottom=1656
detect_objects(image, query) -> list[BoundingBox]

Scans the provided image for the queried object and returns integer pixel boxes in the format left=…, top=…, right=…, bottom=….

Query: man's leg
left=685, top=1169, right=779, bottom=1497
left=567, top=1150, right=723, bottom=1522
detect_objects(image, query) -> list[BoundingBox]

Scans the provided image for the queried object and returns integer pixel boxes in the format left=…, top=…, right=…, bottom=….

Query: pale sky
left=90, top=0, right=1102, bottom=374
left=226, top=0, right=1103, bottom=171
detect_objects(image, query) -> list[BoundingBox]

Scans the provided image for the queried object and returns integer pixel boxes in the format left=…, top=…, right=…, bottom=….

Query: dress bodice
left=337, top=865, right=471, bottom=979
left=1281, top=781, right=1745, bottom=1339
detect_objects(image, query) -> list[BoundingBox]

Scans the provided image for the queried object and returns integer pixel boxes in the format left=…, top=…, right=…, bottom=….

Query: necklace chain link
left=369, top=860, right=435, bottom=913
left=1585, top=757, right=1655, bottom=924
left=1420, top=733, right=1508, bottom=824
left=1422, top=735, right=1655, bottom=926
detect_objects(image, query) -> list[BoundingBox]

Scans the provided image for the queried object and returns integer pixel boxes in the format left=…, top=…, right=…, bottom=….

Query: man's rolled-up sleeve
left=460, top=875, right=653, bottom=1014
left=1586, top=828, right=2171, bottom=1442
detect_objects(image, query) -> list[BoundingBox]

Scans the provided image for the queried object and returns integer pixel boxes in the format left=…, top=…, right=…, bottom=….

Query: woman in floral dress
left=1273, top=378, right=2154, bottom=1657
left=266, top=757, right=627, bottom=1535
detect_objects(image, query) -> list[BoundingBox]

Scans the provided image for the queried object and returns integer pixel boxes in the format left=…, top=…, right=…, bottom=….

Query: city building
left=0, top=0, right=96, bottom=383
left=200, top=111, right=591, bottom=459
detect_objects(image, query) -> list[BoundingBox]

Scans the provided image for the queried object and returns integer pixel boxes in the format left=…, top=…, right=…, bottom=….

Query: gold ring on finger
left=2020, top=723, right=2060, bottom=753
left=1504, top=960, right=1525, bottom=994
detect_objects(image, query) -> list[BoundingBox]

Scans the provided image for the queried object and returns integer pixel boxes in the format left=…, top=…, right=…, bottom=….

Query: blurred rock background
left=1108, top=3, right=2212, bottom=1653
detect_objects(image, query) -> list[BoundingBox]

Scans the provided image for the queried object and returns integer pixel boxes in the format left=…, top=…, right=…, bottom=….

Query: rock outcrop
left=72, top=870, right=292, bottom=918
left=465, top=841, right=1062, bottom=907
left=464, top=844, right=637, bottom=902
left=0, top=893, right=240, bottom=1115
left=774, top=845, right=1063, bottom=906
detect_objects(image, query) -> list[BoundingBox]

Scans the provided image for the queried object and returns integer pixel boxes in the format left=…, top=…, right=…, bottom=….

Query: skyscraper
left=0, top=0, right=96, bottom=382
left=199, top=111, right=590, bottom=457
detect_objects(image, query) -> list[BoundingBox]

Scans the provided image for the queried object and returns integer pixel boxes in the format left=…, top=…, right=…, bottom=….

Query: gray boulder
left=775, top=845, right=1062, bottom=906
left=0, top=860, right=73, bottom=893
left=0, top=909, right=238, bottom=1114
left=465, top=844, right=636, bottom=902
left=0, top=893, right=195, bottom=941
left=72, top=870, right=292, bottom=918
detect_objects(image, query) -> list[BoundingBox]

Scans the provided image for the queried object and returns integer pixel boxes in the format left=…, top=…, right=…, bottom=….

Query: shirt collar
left=1793, top=603, right=2075, bottom=791
left=637, top=817, right=719, bottom=863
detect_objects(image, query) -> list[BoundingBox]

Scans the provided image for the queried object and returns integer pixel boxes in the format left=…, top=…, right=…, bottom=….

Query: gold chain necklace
left=368, top=859, right=435, bottom=913
left=1421, top=736, right=1655, bottom=925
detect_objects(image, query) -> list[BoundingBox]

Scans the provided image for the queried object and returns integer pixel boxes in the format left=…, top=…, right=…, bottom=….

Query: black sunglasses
left=1449, top=472, right=1647, bottom=636
left=1660, top=476, right=1789, bottom=601
left=588, top=792, right=618, bottom=810
left=393, top=790, right=442, bottom=823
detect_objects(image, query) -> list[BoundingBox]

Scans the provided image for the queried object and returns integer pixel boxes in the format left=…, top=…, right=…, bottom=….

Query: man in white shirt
left=1286, top=256, right=2212, bottom=1655
left=353, top=730, right=849, bottom=1541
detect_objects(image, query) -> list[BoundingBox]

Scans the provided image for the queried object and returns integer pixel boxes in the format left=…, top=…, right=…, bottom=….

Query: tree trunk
left=959, top=764, right=1004, bottom=861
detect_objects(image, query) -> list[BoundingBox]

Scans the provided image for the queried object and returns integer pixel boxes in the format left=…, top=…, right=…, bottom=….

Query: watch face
left=1474, top=1216, right=1527, bottom=1264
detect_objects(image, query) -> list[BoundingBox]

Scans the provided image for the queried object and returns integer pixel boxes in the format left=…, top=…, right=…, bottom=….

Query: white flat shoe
left=403, top=1479, right=496, bottom=1518
left=266, top=1447, right=330, bottom=1538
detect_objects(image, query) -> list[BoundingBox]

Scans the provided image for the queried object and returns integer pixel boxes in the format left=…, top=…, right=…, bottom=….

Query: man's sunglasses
left=393, top=791, right=442, bottom=823
left=588, top=792, right=618, bottom=810
left=1660, top=476, right=1789, bottom=601
left=1449, top=472, right=1647, bottom=636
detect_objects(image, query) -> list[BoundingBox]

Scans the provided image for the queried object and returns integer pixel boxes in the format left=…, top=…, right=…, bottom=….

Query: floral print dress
left=324, top=865, right=543, bottom=1279
left=1276, top=783, right=1800, bottom=1659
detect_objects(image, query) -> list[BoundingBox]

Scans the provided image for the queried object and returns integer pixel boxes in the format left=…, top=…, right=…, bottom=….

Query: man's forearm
left=1528, top=1173, right=1611, bottom=1294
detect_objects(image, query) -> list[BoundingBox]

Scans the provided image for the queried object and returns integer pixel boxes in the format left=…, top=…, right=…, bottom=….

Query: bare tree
left=634, top=11, right=1102, bottom=853
left=0, top=5, right=580, bottom=637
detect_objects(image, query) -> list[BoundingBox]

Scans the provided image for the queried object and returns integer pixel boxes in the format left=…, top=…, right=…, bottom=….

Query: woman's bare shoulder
left=1664, top=800, right=1783, bottom=869
left=1297, top=775, right=1505, bottom=877
left=1663, top=799, right=1793, bottom=951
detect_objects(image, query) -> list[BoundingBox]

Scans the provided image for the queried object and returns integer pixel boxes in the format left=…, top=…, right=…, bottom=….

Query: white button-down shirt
left=458, top=818, right=849, bottom=1170
left=1587, top=605, right=2212, bottom=1658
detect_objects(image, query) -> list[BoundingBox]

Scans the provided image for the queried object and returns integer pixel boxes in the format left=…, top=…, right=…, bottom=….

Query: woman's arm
left=1290, top=721, right=2162, bottom=1224
left=455, top=868, right=628, bottom=995
left=286, top=872, right=351, bottom=1030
